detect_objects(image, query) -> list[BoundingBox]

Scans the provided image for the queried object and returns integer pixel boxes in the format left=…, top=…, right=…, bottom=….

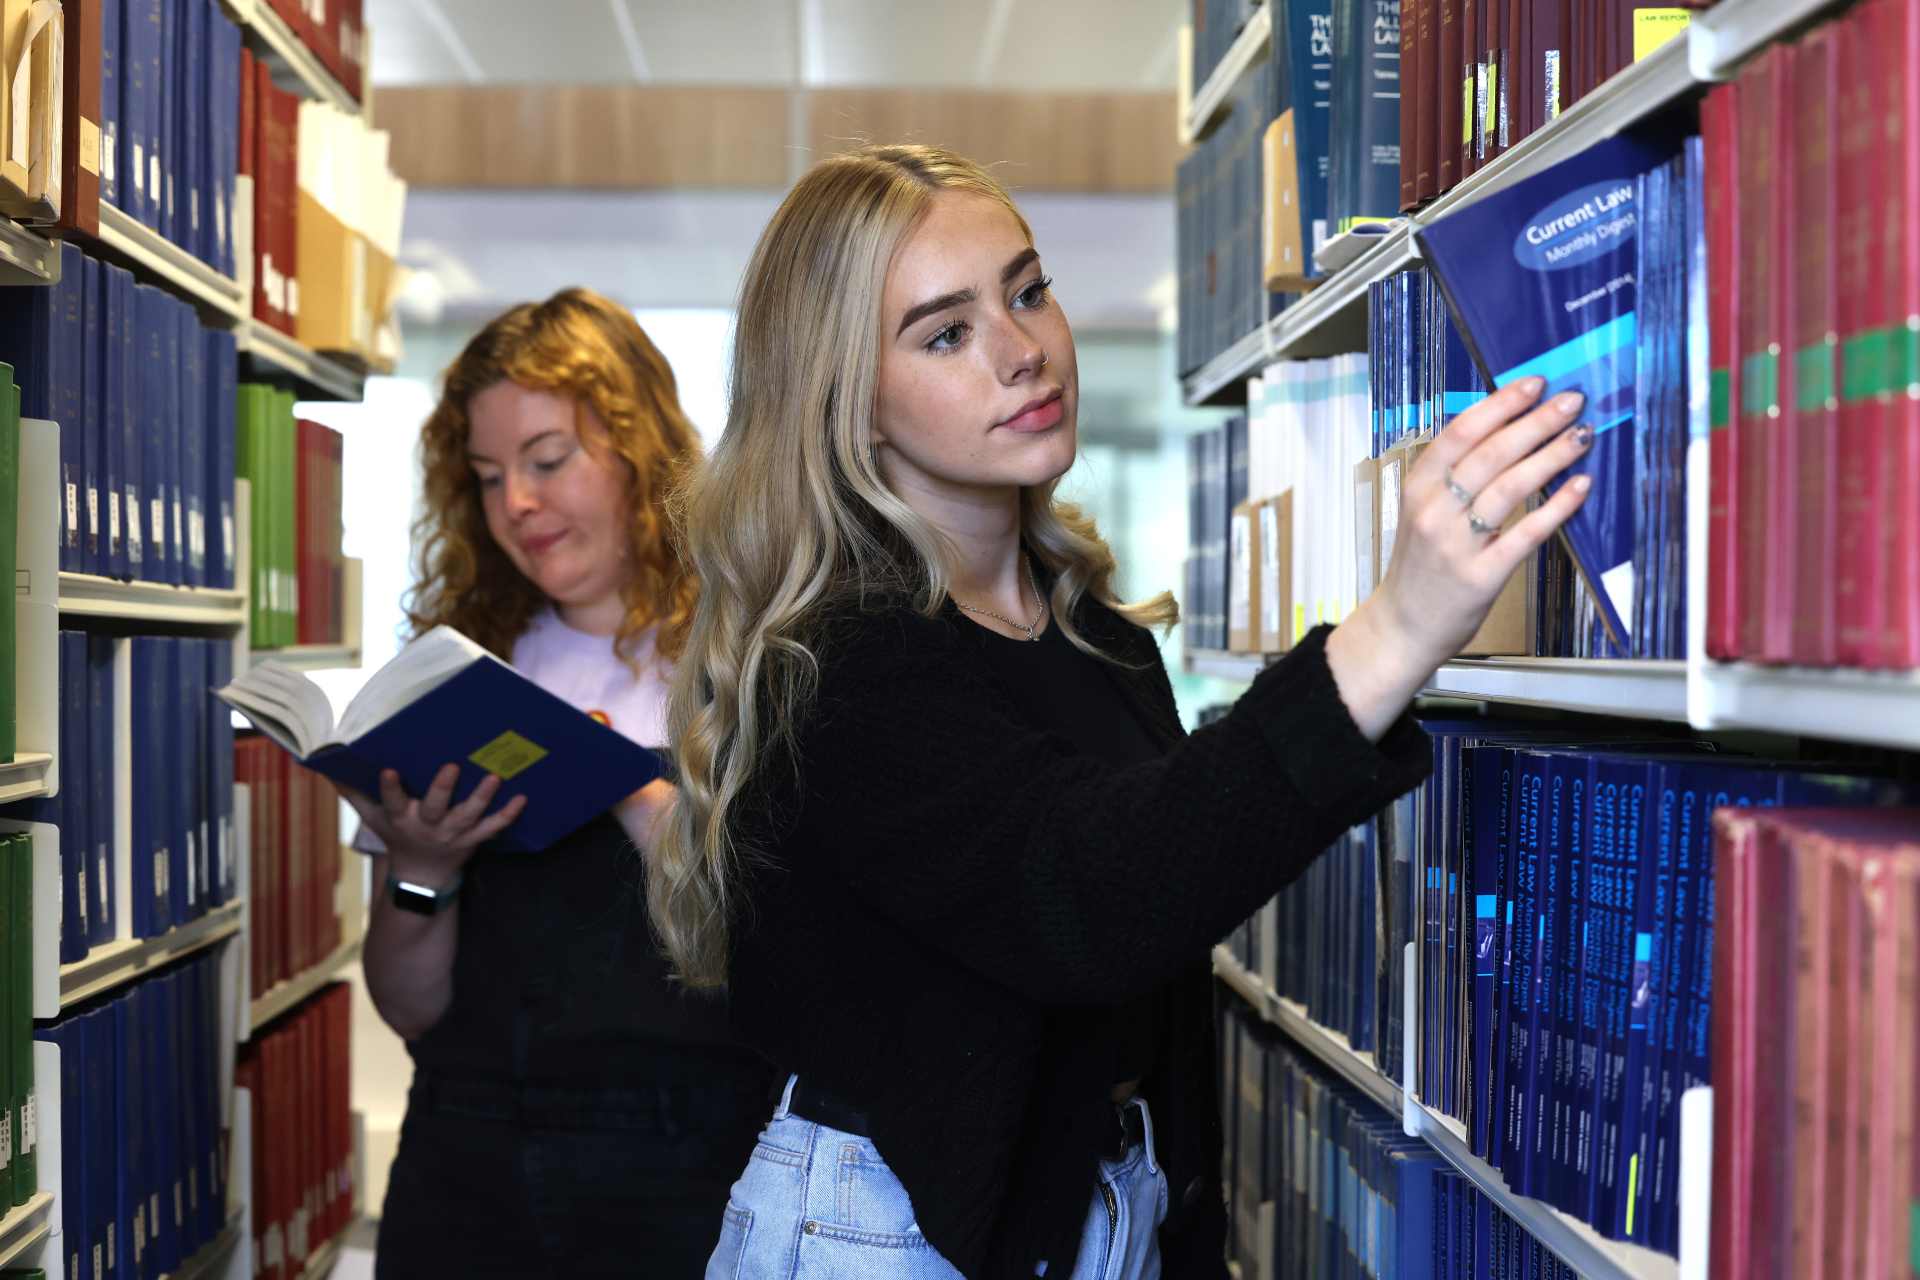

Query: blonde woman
left=349, top=289, right=773, bottom=1278
left=655, top=146, right=1594, bottom=1279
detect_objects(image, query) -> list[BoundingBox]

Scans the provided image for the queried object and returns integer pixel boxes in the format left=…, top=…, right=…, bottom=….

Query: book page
left=333, top=625, right=492, bottom=745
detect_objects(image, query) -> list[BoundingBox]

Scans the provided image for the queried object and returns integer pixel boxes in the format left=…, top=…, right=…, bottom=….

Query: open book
left=217, top=626, right=664, bottom=852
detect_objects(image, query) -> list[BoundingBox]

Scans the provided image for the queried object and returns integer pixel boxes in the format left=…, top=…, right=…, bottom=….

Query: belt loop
left=774, top=1073, right=799, bottom=1121
left=1131, top=1097, right=1161, bottom=1177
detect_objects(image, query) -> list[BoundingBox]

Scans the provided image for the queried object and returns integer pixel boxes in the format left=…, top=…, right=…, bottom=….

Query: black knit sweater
left=726, top=593, right=1431, bottom=1278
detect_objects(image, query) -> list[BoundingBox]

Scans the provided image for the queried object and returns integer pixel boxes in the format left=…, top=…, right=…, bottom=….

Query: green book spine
left=0, top=372, right=18, bottom=764
left=10, top=834, right=28, bottom=1205
left=236, top=386, right=268, bottom=642
left=0, top=830, right=12, bottom=1201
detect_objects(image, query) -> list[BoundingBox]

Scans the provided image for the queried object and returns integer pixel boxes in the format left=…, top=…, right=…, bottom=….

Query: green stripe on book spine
left=1740, top=349, right=1780, bottom=416
left=1843, top=328, right=1895, bottom=401
left=1710, top=369, right=1732, bottom=429
left=1796, top=341, right=1837, bottom=412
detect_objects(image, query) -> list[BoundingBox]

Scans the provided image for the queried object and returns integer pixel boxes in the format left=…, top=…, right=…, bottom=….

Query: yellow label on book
left=1633, top=8, right=1690, bottom=61
left=469, top=730, right=549, bottom=780
left=1463, top=78, right=1473, bottom=143
left=79, top=118, right=101, bottom=176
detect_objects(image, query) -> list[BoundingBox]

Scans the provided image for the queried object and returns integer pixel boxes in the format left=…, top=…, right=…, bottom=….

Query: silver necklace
left=955, top=557, right=1047, bottom=641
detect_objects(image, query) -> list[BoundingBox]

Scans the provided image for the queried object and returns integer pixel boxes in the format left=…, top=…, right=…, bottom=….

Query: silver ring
left=1466, top=508, right=1497, bottom=536
left=1443, top=467, right=1476, bottom=508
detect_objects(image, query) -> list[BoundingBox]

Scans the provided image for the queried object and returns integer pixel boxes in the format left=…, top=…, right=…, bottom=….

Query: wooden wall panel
left=376, top=85, right=1176, bottom=193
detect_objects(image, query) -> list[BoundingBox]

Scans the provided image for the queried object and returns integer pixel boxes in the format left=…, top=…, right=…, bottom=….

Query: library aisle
left=0, top=0, right=1914, bottom=1277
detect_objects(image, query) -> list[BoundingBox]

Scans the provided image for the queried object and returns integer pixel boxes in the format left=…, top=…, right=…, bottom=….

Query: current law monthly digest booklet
left=217, top=626, right=663, bottom=852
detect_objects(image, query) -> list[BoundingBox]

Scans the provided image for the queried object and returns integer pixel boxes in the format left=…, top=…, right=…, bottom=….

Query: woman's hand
left=341, top=764, right=527, bottom=888
left=1326, top=376, right=1593, bottom=740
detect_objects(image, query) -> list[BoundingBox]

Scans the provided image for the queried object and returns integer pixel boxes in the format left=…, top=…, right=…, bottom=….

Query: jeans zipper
left=1100, top=1179, right=1119, bottom=1269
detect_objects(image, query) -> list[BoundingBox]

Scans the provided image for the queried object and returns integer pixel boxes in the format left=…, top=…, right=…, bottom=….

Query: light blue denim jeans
left=706, top=1076, right=1169, bottom=1280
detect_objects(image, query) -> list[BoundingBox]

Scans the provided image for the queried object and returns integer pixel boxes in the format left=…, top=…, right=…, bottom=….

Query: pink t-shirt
left=353, top=610, right=671, bottom=852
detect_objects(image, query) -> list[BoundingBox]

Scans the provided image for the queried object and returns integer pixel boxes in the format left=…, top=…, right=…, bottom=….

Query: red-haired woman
left=346, top=288, right=771, bottom=1278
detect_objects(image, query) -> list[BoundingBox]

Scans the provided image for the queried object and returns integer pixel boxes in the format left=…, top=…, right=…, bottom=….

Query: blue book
left=89, top=634, right=115, bottom=946
left=188, top=638, right=209, bottom=918
left=97, top=260, right=125, bottom=580
left=178, top=307, right=205, bottom=588
left=205, top=642, right=233, bottom=906
left=203, top=329, right=236, bottom=591
left=132, top=285, right=169, bottom=585
left=0, top=243, right=86, bottom=572
left=163, top=298, right=185, bottom=589
left=181, top=0, right=205, bottom=262
left=210, top=8, right=241, bottom=277
left=108, top=265, right=141, bottom=581
left=1466, top=746, right=1505, bottom=1159
left=80, top=1007, right=115, bottom=1280
left=101, top=0, right=122, bottom=209
left=193, top=957, right=221, bottom=1241
left=149, top=974, right=180, bottom=1274
left=129, top=636, right=170, bottom=935
left=111, top=990, right=143, bottom=1280
left=1415, top=130, right=1685, bottom=650
left=156, top=0, right=175, bottom=243
left=1273, top=0, right=1335, bottom=270
left=1499, top=750, right=1546, bottom=1187
left=82, top=255, right=104, bottom=574
left=37, top=1019, right=87, bottom=1280
left=218, top=626, right=668, bottom=853
left=132, top=0, right=162, bottom=230
left=61, top=633, right=90, bottom=958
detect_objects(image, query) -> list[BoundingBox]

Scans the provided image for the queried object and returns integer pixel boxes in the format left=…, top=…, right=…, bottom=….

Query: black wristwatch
left=387, top=869, right=464, bottom=916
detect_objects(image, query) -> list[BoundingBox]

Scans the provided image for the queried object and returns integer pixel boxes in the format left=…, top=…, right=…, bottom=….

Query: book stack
left=237, top=735, right=342, bottom=1002
left=1221, top=1005, right=1591, bottom=1279
left=34, top=950, right=229, bottom=1280
left=1178, top=92, right=1280, bottom=377
left=41, top=632, right=116, bottom=964
left=259, top=0, right=368, bottom=101
left=238, top=383, right=300, bottom=647
left=238, top=981, right=354, bottom=1280
left=0, top=241, right=241, bottom=588
left=291, top=99, right=405, bottom=365
left=1709, top=807, right=1920, bottom=1280
left=1702, top=0, right=1920, bottom=671
left=94, top=0, right=246, bottom=273
left=128, top=636, right=239, bottom=942
left=1184, top=417, right=1244, bottom=653
left=296, top=419, right=346, bottom=647
left=1391, top=0, right=1704, bottom=212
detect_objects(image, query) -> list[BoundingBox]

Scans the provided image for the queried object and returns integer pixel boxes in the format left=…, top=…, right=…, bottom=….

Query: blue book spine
left=132, top=286, right=167, bottom=585
left=38, top=1020, right=88, bottom=1280
left=110, top=267, right=142, bottom=581
left=151, top=974, right=180, bottom=1274
left=1468, top=748, right=1503, bottom=1160
left=1590, top=758, right=1652, bottom=1232
left=82, top=1007, right=117, bottom=1280
left=52, top=244, right=84, bottom=574
left=82, top=256, right=104, bottom=575
left=1548, top=754, right=1593, bottom=1214
left=203, top=330, right=236, bottom=591
left=211, top=8, right=240, bottom=278
left=136, top=0, right=162, bottom=230
left=101, top=0, right=122, bottom=209
left=88, top=634, right=115, bottom=947
left=1619, top=763, right=1681, bottom=1245
left=112, top=991, right=143, bottom=1280
left=206, top=642, right=232, bottom=905
left=1499, top=752, right=1545, bottom=1186
left=164, top=299, right=184, bottom=589
left=1485, top=749, right=1517, bottom=1166
left=183, top=0, right=206, bottom=263
left=97, top=260, right=126, bottom=580
left=56, top=633, right=88, bottom=962
left=156, top=0, right=175, bottom=244
left=178, top=307, right=205, bottom=588
left=1526, top=754, right=1572, bottom=1205
left=116, top=0, right=145, bottom=221
left=1443, top=739, right=1465, bottom=1114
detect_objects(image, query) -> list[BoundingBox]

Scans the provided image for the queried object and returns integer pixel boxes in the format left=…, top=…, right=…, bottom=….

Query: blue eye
left=926, top=322, right=969, bottom=354
left=1014, top=276, right=1053, bottom=309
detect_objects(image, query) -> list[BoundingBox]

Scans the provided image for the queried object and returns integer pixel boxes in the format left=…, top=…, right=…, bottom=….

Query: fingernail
left=1573, top=424, right=1594, bottom=447
left=1520, top=376, right=1547, bottom=396
left=1572, top=474, right=1593, bottom=493
left=1555, top=391, right=1585, bottom=414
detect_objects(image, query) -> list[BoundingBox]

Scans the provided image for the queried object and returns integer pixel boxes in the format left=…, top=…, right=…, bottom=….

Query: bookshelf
left=298, top=1231, right=348, bottom=1280
left=0, top=216, right=58, bottom=287
left=1184, top=3, right=1273, bottom=143
left=237, top=321, right=369, bottom=403
left=1181, top=31, right=1692, bottom=408
left=1213, top=947, right=1682, bottom=1280
left=92, top=203, right=252, bottom=323
left=57, top=900, right=246, bottom=1009
left=255, top=643, right=364, bottom=673
left=219, top=0, right=362, bottom=116
left=57, top=574, right=251, bottom=628
left=250, top=934, right=364, bottom=1035
left=0, top=1193, right=55, bottom=1269
left=0, top=754, right=55, bottom=806
left=160, top=1213, right=248, bottom=1280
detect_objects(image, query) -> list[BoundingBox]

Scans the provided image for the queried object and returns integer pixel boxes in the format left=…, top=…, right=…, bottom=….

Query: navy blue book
left=203, top=329, right=236, bottom=590
left=108, top=264, right=140, bottom=581
left=96, top=260, right=126, bottom=580
left=129, top=636, right=168, bottom=936
left=37, top=1018, right=87, bottom=1280
left=1499, top=750, right=1546, bottom=1187
left=219, top=626, right=667, bottom=853
left=177, top=306, right=205, bottom=587
left=210, top=6, right=241, bottom=278
left=1271, top=0, right=1336, bottom=273
left=101, top=0, right=122, bottom=210
left=156, top=0, right=175, bottom=244
left=112, top=988, right=143, bottom=1280
left=181, top=0, right=204, bottom=262
left=1415, top=130, right=1685, bottom=650
left=1327, top=0, right=1401, bottom=235
left=151, top=972, right=181, bottom=1274
left=205, top=642, right=233, bottom=905
left=1466, top=745, right=1505, bottom=1159
left=82, top=255, right=104, bottom=574
left=81, top=1006, right=115, bottom=1280
left=162, top=296, right=185, bottom=589
left=132, top=285, right=170, bottom=585
left=88, top=634, right=115, bottom=946
left=62, top=633, right=90, bottom=957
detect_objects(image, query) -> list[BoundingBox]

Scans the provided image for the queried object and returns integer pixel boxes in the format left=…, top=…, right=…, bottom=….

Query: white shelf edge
left=243, top=0, right=360, bottom=115
left=1425, top=657, right=1690, bottom=721
left=249, top=642, right=363, bottom=672
left=1213, top=947, right=1679, bottom=1280
left=58, top=573, right=249, bottom=628
left=299, top=1225, right=351, bottom=1280
left=60, top=901, right=245, bottom=1008
left=1696, top=663, right=1920, bottom=751
left=1184, top=4, right=1273, bottom=142
left=1313, top=222, right=1403, bottom=275
left=0, top=216, right=57, bottom=285
left=237, top=321, right=367, bottom=402
left=159, top=1211, right=247, bottom=1280
left=249, top=934, right=364, bottom=1035
left=1688, top=0, right=1853, bottom=80
left=0, top=752, right=53, bottom=805
left=95, top=203, right=248, bottom=321
left=1181, top=33, right=1692, bottom=407
left=0, top=1192, right=54, bottom=1270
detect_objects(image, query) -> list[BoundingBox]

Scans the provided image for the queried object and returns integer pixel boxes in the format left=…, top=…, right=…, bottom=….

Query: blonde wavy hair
left=652, top=144, right=1177, bottom=989
left=406, top=287, right=702, bottom=664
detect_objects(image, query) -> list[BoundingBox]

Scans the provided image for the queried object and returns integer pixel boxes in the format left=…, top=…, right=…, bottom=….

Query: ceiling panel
left=367, top=1, right=478, bottom=82
left=794, top=0, right=992, bottom=87
left=622, top=0, right=802, bottom=83
left=983, top=0, right=1182, bottom=90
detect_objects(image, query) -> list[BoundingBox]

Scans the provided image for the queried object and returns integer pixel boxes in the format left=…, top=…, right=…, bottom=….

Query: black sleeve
left=800, top=623, right=1432, bottom=1005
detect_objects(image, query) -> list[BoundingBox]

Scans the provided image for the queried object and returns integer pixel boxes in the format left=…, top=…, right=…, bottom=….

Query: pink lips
left=520, top=529, right=567, bottom=557
left=997, top=389, right=1065, bottom=434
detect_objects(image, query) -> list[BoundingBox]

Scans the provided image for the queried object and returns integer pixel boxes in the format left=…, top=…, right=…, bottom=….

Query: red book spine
left=1704, top=84, right=1742, bottom=659
left=1438, top=0, right=1462, bottom=191
left=251, top=60, right=275, bottom=330
left=283, top=87, right=301, bottom=336
left=1533, top=0, right=1565, bottom=137
left=1708, top=806, right=1760, bottom=1280
left=1460, top=0, right=1480, bottom=179
left=264, top=1032, right=287, bottom=1280
left=1745, top=820, right=1796, bottom=1278
left=1820, top=844, right=1861, bottom=1279
left=60, top=0, right=103, bottom=236
left=1401, top=0, right=1420, bottom=209
left=1761, top=47, right=1802, bottom=664
left=1734, top=53, right=1775, bottom=659
left=1885, top=0, right=1920, bottom=667
left=1791, top=28, right=1840, bottom=667
left=334, top=985, right=354, bottom=1231
left=1788, top=829, right=1834, bottom=1277
left=330, top=429, right=344, bottom=645
left=275, top=746, right=292, bottom=988
left=1417, top=0, right=1439, bottom=202
left=1834, top=8, right=1883, bottom=666
left=1507, top=0, right=1529, bottom=148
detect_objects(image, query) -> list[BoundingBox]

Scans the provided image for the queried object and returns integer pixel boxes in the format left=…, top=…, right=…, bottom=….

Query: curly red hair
left=406, top=288, right=702, bottom=664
